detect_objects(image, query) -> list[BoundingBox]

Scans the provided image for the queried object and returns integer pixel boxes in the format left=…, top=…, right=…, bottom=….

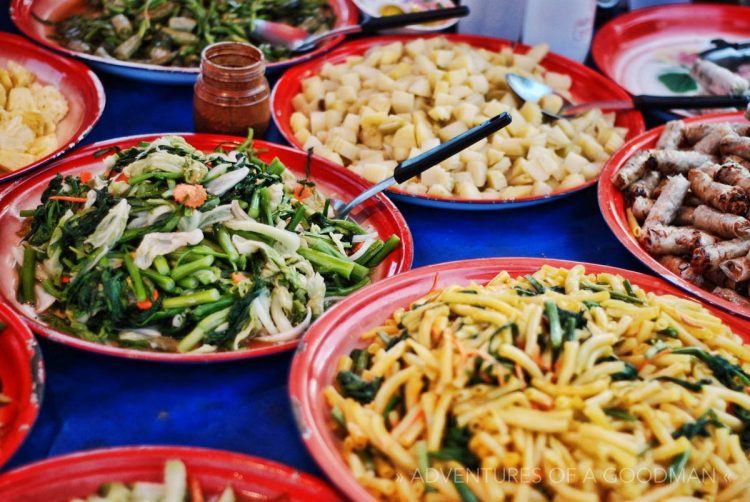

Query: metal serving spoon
left=506, top=73, right=750, bottom=120
left=331, top=112, right=512, bottom=219
left=252, top=6, right=469, bottom=54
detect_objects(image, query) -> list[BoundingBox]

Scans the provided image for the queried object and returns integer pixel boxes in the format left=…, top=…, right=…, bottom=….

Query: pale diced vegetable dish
left=290, top=37, right=628, bottom=200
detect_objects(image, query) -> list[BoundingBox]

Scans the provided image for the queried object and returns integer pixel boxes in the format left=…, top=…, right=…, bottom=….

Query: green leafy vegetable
left=658, top=72, right=698, bottom=94
left=336, top=371, right=383, bottom=404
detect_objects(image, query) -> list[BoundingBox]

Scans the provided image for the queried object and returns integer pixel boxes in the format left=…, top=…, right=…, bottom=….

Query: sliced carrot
left=351, top=241, right=364, bottom=254
left=48, top=196, right=88, bottom=203
left=79, top=171, right=92, bottom=183
left=293, top=184, right=313, bottom=201
left=189, top=478, right=205, bottom=502
left=61, top=275, right=71, bottom=284
left=173, top=184, right=207, bottom=208
left=637, top=348, right=672, bottom=372
left=136, top=299, right=153, bottom=310
left=231, top=272, right=246, bottom=284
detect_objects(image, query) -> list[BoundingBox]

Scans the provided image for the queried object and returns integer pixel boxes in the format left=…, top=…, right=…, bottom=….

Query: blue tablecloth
left=0, top=10, right=648, bottom=481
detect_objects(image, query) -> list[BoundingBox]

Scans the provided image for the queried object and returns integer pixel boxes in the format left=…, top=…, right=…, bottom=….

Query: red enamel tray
left=0, top=446, right=343, bottom=501
left=592, top=4, right=750, bottom=100
left=0, top=302, right=44, bottom=469
left=0, top=133, right=413, bottom=363
left=289, top=257, right=750, bottom=502
left=598, top=111, right=750, bottom=320
left=10, top=0, right=357, bottom=84
left=0, top=32, right=104, bottom=183
left=272, top=33, right=645, bottom=210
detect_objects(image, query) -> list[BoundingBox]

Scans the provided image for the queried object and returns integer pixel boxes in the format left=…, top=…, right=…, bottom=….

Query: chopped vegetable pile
left=16, top=135, right=399, bottom=353
left=42, top=0, right=336, bottom=66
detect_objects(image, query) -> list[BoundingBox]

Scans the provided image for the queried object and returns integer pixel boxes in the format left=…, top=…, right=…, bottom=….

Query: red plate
left=289, top=257, right=750, bottom=502
left=272, top=33, right=645, bottom=210
left=0, top=32, right=104, bottom=183
left=598, top=111, right=750, bottom=319
left=0, top=302, right=44, bottom=468
left=0, top=133, right=413, bottom=363
left=0, top=445, right=343, bottom=501
left=592, top=4, right=750, bottom=103
left=10, top=0, right=358, bottom=84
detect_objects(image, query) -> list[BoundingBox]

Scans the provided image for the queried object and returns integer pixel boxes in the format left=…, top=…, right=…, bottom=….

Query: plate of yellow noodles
left=290, top=257, right=750, bottom=502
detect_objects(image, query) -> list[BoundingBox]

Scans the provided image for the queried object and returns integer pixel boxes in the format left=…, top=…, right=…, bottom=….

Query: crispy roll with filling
left=722, top=154, right=750, bottom=170
left=655, top=120, right=685, bottom=150
left=713, top=286, right=750, bottom=307
left=647, top=149, right=715, bottom=175
left=716, top=162, right=750, bottom=194
left=692, top=239, right=750, bottom=272
left=626, top=170, right=661, bottom=199
left=696, top=161, right=722, bottom=177
left=688, top=168, right=749, bottom=215
left=691, top=59, right=750, bottom=95
left=685, top=124, right=750, bottom=144
left=720, top=132, right=750, bottom=161
left=643, top=224, right=716, bottom=255
left=659, top=255, right=711, bottom=288
left=644, top=174, right=690, bottom=227
left=613, top=150, right=652, bottom=189
left=693, top=204, right=750, bottom=238
left=720, top=254, right=750, bottom=282
left=631, top=197, right=694, bottom=225
left=693, top=123, right=734, bottom=155
left=704, top=267, right=737, bottom=289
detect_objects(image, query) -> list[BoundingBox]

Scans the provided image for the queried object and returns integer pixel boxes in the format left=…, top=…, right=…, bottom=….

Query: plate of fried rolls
left=600, top=111, right=750, bottom=318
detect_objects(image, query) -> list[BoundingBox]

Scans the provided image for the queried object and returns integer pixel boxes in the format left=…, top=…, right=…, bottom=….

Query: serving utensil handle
left=394, top=112, right=512, bottom=183
left=361, top=6, right=470, bottom=32
left=632, top=94, right=750, bottom=110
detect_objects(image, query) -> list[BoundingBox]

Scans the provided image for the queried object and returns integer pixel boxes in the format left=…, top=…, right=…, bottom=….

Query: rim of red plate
left=289, top=256, right=750, bottom=502
left=0, top=303, right=44, bottom=468
left=272, top=33, right=645, bottom=208
left=0, top=133, right=413, bottom=363
left=0, top=32, right=105, bottom=184
left=592, top=3, right=750, bottom=94
left=9, top=0, right=357, bottom=75
left=598, top=111, right=750, bottom=320
left=0, top=445, right=343, bottom=501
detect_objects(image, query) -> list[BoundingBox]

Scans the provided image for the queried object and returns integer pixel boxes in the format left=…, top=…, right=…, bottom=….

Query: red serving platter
left=272, top=33, right=645, bottom=210
left=0, top=32, right=104, bottom=183
left=0, top=302, right=44, bottom=469
left=0, top=445, right=344, bottom=501
left=10, top=0, right=357, bottom=83
left=0, top=133, right=413, bottom=363
left=592, top=4, right=750, bottom=100
left=598, top=111, right=750, bottom=320
left=289, top=257, right=750, bottom=502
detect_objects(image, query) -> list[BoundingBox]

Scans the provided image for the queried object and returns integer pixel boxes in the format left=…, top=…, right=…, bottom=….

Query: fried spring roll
left=685, top=124, right=750, bottom=144
left=693, top=124, right=734, bottom=155
left=647, top=149, right=716, bottom=175
left=631, top=197, right=694, bottom=225
left=691, top=239, right=750, bottom=272
left=659, top=255, right=711, bottom=288
left=693, top=205, right=750, bottom=238
left=613, top=150, right=652, bottom=189
left=627, top=170, right=662, bottom=199
left=716, top=162, right=750, bottom=195
left=720, top=132, right=750, bottom=161
left=684, top=194, right=703, bottom=207
left=644, top=174, right=690, bottom=227
left=691, top=59, right=750, bottom=95
left=722, top=154, right=750, bottom=170
left=712, top=286, right=750, bottom=307
left=705, top=267, right=737, bottom=289
left=720, top=254, right=750, bottom=282
left=655, top=120, right=685, bottom=150
left=696, top=161, right=722, bottom=178
left=688, top=168, right=749, bottom=215
left=643, top=224, right=717, bottom=255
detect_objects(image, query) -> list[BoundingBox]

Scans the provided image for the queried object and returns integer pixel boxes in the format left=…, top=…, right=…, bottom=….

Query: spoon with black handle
left=253, top=6, right=470, bottom=54
left=331, top=112, right=512, bottom=219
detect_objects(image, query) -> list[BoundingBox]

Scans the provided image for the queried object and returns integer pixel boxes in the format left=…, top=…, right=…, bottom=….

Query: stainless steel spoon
left=506, top=72, right=750, bottom=120
left=252, top=6, right=469, bottom=54
left=331, top=112, right=512, bottom=219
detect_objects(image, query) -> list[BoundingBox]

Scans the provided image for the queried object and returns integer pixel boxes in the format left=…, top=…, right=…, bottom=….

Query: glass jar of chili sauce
left=193, top=42, right=271, bottom=137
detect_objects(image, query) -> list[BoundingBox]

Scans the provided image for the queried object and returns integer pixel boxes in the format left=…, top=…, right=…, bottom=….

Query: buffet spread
left=2, top=1, right=750, bottom=502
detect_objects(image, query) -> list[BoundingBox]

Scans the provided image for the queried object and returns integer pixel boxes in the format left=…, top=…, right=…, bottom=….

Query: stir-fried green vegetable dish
left=42, top=0, right=335, bottom=66
left=16, top=135, right=399, bottom=353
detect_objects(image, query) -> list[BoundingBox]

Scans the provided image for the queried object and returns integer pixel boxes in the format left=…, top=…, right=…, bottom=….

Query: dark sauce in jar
left=193, top=42, right=271, bottom=137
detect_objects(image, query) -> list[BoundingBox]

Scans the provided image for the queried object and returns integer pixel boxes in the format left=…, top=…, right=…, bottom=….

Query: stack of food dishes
left=1, top=2, right=750, bottom=501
